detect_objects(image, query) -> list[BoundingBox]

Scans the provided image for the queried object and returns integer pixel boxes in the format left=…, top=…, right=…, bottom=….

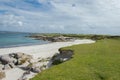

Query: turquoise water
left=0, top=31, right=49, bottom=48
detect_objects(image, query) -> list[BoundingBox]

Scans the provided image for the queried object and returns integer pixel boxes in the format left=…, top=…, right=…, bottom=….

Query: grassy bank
left=31, top=38, right=120, bottom=80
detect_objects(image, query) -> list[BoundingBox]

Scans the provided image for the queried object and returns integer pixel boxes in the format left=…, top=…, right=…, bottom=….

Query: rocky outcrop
left=28, top=35, right=74, bottom=42
left=0, top=49, right=74, bottom=80
left=23, top=58, right=49, bottom=73
left=51, top=36, right=68, bottom=42
left=13, top=52, right=33, bottom=65
left=51, top=49, right=74, bottom=65
left=25, top=63, right=41, bottom=73
left=58, top=49, right=74, bottom=60
left=0, top=53, right=33, bottom=79
left=0, top=52, right=33, bottom=70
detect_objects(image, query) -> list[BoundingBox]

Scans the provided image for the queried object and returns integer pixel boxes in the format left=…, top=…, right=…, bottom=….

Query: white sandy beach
left=0, top=39, right=95, bottom=80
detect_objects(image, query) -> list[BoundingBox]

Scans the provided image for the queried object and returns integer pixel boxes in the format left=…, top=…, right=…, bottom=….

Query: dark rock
left=51, top=49, right=74, bottom=65
left=59, top=49, right=74, bottom=59
left=0, top=55, right=13, bottom=65
left=9, top=63, right=16, bottom=68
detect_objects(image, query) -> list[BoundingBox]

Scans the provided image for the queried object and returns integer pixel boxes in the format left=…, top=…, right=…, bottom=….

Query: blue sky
left=0, top=0, right=120, bottom=35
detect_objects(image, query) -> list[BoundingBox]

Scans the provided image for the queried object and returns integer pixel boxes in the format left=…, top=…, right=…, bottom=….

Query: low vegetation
left=29, top=33, right=120, bottom=40
left=31, top=38, right=120, bottom=80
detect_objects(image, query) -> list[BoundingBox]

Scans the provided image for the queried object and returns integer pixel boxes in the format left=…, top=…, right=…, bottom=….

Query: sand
left=0, top=39, right=95, bottom=80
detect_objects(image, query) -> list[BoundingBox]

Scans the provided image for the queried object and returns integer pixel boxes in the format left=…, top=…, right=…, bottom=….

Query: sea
left=0, top=31, right=49, bottom=48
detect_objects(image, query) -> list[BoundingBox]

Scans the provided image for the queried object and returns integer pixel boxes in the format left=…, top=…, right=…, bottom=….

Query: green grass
left=31, top=39, right=120, bottom=80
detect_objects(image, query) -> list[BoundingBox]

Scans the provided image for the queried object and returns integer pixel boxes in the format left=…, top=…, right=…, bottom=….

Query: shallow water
left=0, top=31, right=49, bottom=48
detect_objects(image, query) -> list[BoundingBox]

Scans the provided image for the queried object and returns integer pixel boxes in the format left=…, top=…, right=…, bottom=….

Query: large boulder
left=0, top=56, right=16, bottom=70
left=0, top=55, right=13, bottom=65
left=9, top=52, right=33, bottom=65
left=51, top=49, right=74, bottom=65
left=58, top=49, right=74, bottom=60
left=0, top=55, right=17, bottom=65
left=25, top=63, right=41, bottom=73
left=0, top=52, right=33, bottom=70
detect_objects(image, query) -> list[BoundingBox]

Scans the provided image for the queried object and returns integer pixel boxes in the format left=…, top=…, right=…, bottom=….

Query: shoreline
left=0, top=41, right=50, bottom=49
left=0, top=39, right=95, bottom=58
left=0, top=39, right=95, bottom=80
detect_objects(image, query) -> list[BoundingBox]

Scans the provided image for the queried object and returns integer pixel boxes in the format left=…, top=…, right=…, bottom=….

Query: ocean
left=0, top=31, right=49, bottom=48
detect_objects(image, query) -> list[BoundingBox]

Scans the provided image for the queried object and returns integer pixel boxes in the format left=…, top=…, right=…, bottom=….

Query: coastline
left=0, top=39, right=95, bottom=58
left=0, top=39, right=95, bottom=80
left=0, top=41, right=50, bottom=49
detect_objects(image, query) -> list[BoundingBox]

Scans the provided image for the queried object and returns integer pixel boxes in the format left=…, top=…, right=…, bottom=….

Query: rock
left=11, top=52, right=32, bottom=60
left=0, top=52, right=33, bottom=71
left=52, top=36, right=66, bottom=42
left=12, top=58, right=17, bottom=64
left=0, top=64, right=4, bottom=71
left=28, top=35, right=74, bottom=42
left=0, top=55, right=16, bottom=70
left=0, top=55, right=13, bottom=65
left=0, top=70, right=6, bottom=79
left=24, top=62, right=42, bottom=73
left=17, top=57, right=32, bottom=65
left=9, top=63, right=16, bottom=68
left=51, top=49, right=74, bottom=65
left=59, top=49, right=74, bottom=59
left=30, top=63, right=41, bottom=73
left=12, top=52, right=25, bottom=59
left=2, top=63, right=15, bottom=70
left=32, top=67, right=41, bottom=73
left=3, top=64, right=11, bottom=70
left=10, top=52, right=33, bottom=65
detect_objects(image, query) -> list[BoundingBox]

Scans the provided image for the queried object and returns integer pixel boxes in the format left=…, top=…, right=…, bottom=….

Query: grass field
left=31, top=39, right=120, bottom=80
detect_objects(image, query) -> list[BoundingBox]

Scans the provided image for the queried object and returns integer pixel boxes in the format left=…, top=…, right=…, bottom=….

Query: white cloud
left=0, top=0, right=120, bottom=35
left=18, top=21, right=23, bottom=26
left=0, top=14, right=24, bottom=27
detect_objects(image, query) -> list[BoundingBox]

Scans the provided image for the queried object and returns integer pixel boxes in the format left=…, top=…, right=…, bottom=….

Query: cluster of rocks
left=0, top=52, right=33, bottom=79
left=0, top=52, right=32, bottom=70
left=0, top=49, right=74, bottom=80
left=28, top=35, right=74, bottom=42
left=19, top=58, right=51, bottom=80
left=21, top=58, right=50, bottom=73
left=0, top=53, right=52, bottom=80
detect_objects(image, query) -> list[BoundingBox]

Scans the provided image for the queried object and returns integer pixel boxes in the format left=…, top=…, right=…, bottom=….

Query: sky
left=0, top=0, right=120, bottom=35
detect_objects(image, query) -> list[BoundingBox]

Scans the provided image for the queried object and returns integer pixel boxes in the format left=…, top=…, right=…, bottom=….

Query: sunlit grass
left=31, top=39, right=120, bottom=80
